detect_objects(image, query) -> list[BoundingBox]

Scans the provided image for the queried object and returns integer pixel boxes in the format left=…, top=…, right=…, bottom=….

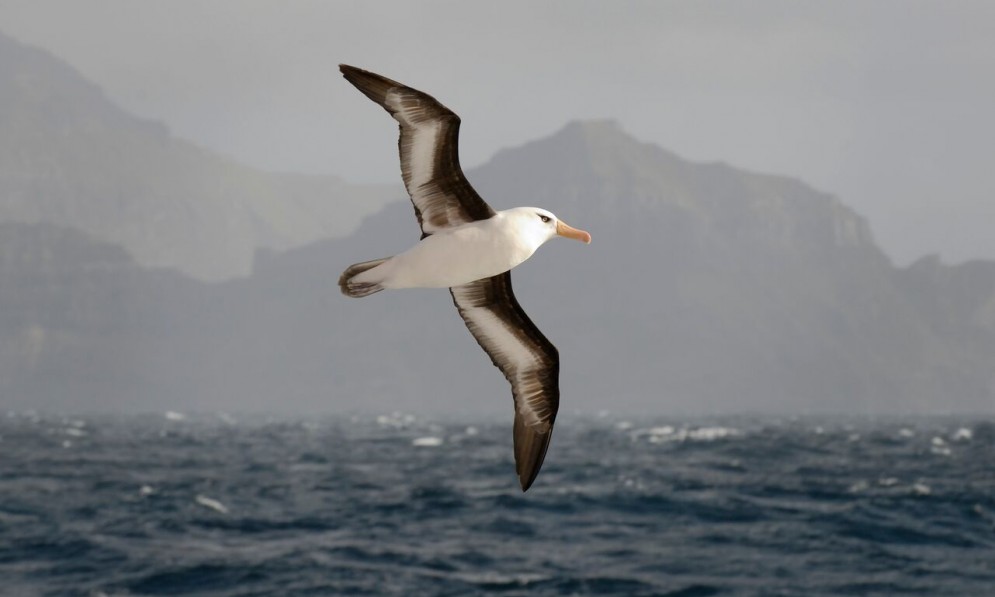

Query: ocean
left=1, top=411, right=993, bottom=596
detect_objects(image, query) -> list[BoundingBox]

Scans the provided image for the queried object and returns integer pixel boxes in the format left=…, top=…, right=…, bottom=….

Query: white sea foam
left=635, top=426, right=673, bottom=443
left=686, top=427, right=741, bottom=441
left=164, top=411, right=186, bottom=421
left=412, top=436, right=443, bottom=447
left=951, top=427, right=973, bottom=442
left=912, top=482, right=932, bottom=496
left=376, top=412, right=416, bottom=428
left=636, top=425, right=741, bottom=443
left=64, top=427, right=86, bottom=437
left=898, top=428, right=915, bottom=438
left=464, top=426, right=479, bottom=436
left=848, top=480, right=869, bottom=493
left=454, top=571, right=549, bottom=587
left=195, top=495, right=229, bottom=514
left=973, top=504, right=994, bottom=525
left=930, top=436, right=952, bottom=455
left=138, top=485, right=155, bottom=497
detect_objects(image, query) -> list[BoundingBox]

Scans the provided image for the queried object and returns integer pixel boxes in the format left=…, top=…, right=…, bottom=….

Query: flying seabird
left=338, top=65, right=591, bottom=491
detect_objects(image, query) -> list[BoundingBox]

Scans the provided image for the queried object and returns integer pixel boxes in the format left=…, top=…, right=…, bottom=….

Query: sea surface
left=1, top=411, right=994, bottom=596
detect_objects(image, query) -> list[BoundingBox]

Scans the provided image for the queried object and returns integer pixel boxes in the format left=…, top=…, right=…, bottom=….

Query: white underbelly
left=382, top=224, right=532, bottom=289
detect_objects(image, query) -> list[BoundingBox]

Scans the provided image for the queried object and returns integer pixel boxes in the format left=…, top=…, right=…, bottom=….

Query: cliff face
left=899, top=257, right=995, bottom=334
left=474, top=120, right=876, bottom=257
left=2, top=120, right=992, bottom=414
left=2, top=32, right=992, bottom=413
left=0, top=223, right=199, bottom=405
left=0, top=31, right=399, bottom=280
left=289, top=121, right=991, bottom=414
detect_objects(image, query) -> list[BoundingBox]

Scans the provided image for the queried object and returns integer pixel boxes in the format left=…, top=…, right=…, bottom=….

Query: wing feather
left=450, top=273, right=559, bottom=491
left=339, top=65, right=495, bottom=235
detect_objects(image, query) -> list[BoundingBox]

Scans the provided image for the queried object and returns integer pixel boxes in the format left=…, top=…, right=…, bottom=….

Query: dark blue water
left=2, top=412, right=994, bottom=596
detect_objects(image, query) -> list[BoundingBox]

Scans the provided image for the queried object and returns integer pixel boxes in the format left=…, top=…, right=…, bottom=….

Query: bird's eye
left=538, top=214, right=550, bottom=223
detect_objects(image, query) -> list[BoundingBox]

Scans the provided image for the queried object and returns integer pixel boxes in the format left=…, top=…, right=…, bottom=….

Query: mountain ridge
left=232, top=120, right=993, bottom=414
left=0, top=30, right=401, bottom=280
left=4, top=116, right=994, bottom=411
left=1, top=32, right=993, bottom=413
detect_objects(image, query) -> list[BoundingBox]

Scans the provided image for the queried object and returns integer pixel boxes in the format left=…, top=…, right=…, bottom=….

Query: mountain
left=0, top=31, right=400, bottom=280
left=2, top=120, right=993, bottom=414
left=237, top=121, right=994, bottom=414
left=0, top=222, right=201, bottom=404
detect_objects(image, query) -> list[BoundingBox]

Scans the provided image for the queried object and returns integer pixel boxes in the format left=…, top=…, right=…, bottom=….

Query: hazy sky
left=1, top=1, right=992, bottom=265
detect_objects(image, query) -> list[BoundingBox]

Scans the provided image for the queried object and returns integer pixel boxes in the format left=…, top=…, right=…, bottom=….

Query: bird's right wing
left=340, top=65, right=496, bottom=237
left=450, top=272, right=560, bottom=491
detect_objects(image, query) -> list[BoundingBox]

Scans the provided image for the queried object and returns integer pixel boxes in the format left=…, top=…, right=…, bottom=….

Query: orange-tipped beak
left=556, top=220, right=592, bottom=244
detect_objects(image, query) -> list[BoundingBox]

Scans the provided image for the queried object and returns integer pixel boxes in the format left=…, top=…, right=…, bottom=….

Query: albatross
left=337, top=65, right=591, bottom=491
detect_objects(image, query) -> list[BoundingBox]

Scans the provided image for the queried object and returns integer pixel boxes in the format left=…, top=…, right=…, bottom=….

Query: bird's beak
left=556, top=220, right=592, bottom=244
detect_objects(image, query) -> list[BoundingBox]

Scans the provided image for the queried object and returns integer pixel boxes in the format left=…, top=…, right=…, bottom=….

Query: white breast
left=379, top=216, right=540, bottom=289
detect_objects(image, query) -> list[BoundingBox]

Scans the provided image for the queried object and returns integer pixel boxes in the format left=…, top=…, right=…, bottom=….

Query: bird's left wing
left=450, top=272, right=560, bottom=491
left=339, top=64, right=495, bottom=237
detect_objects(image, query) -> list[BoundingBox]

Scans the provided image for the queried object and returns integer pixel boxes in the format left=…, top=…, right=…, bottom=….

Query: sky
left=1, top=1, right=992, bottom=266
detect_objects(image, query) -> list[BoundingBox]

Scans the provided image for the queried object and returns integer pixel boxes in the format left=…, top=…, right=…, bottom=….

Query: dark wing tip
left=514, top=414, right=555, bottom=492
left=339, top=64, right=402, bottom=108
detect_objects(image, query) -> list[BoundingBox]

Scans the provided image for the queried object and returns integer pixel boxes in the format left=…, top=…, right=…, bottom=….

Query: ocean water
left=1, top=412, right=994, bottom=596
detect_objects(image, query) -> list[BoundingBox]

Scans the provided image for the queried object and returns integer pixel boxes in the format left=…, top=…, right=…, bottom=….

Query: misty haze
left=2, top=4, right=994, bottom=595
left=1, top=28, right=992, bottom=415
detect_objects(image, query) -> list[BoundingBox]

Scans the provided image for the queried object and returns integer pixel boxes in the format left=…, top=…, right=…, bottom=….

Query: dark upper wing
left=339, top=65, right=496, bottom=236
left=450, top=272, right=559, bottom=491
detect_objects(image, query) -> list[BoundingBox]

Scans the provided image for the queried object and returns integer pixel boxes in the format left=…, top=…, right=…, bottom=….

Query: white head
left=504, top=207, right=592, bottom=251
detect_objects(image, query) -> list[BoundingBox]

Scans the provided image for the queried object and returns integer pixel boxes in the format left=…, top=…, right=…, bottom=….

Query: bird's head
left=508, top=207, right=592, bottom=249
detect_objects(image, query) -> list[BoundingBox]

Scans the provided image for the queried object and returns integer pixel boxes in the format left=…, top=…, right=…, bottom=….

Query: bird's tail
left=339, top=257, right=390, bottom=298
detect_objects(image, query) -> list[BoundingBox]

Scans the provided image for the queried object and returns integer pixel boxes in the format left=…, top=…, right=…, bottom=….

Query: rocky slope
left=3, top=122, right=993, bottom=413
left=0, top=31, right=399, bottom=280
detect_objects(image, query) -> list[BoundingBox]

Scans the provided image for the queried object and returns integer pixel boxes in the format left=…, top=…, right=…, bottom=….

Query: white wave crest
left=195, top=494, right=229, bottom=514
